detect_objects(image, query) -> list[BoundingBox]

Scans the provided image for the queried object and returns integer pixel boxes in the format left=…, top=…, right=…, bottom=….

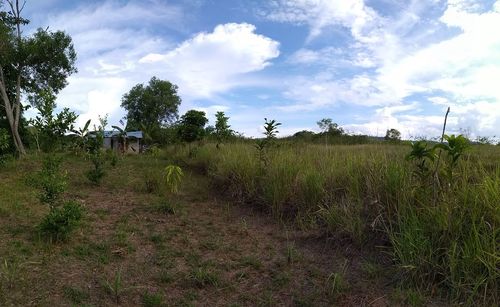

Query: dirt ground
left=0, top=155, right=425, bottom=306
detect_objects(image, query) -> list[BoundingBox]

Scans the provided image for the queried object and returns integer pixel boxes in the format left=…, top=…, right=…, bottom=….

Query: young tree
left=178, top=110, right=208, bottom=143
left=0, top=1, right=77, bottom=155
left=29, top=89, right=77, bottom=152
left=121, top=77, right=181, bottom=141
left=214, top=111, right=232, bottom=148
left=385, top=128, right=401, bottom=141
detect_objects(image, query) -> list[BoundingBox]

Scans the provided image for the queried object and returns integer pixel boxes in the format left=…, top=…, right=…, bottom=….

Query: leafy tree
left=385, top=128, right=401, bottom=141
left=317, top=118, right=344, bottom=136
left=121, top=77, right=181, bottom=141
left=29, top=89, right=77, bottom=152
left=177, top=110, right=208, bottom=143
left=214, top=111, right=232, bottom=148
left=0, top=1, right=77, bottom=154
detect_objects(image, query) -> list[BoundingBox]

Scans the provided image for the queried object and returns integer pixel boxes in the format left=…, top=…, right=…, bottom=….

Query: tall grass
left=166, top=142, right=499, bottom=304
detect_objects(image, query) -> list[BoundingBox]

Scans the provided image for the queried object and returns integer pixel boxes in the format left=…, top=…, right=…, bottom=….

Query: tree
left=317, top=118, right=343, bottom=146
left=0, top=1, right=77, bottom=155
left=121, top=77, right=181, bottom=141
left=29, top=89, right=77, bottom=152
left=214, top=111, right=232, bottom=148
left=178, top=110, right=208, bottom=143
left=385, top=128, right=401, bottom=141
left=317, top=118, right=344, bottom=136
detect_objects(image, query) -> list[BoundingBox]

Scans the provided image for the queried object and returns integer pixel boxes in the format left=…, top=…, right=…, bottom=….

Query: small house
left=102, top=130, right=144, bottom=153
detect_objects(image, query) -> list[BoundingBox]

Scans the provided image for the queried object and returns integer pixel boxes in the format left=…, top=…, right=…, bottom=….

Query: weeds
left=326, top=260, right=349, bottom=298
left=189, top=267, right=220, bottom=288
left=104, top=269, right=125, bottom=304
left=0, top=259, right=20, bottom=289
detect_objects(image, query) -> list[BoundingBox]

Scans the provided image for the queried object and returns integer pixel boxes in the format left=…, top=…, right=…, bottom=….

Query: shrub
left=85, top=159, right=106, bottom=185
left=30, top=155, right=67, bottom=207
left=39, top=200, right=84, bottom=241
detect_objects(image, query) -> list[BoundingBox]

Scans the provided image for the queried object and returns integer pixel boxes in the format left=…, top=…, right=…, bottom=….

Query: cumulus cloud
left=29, top=2, right=279, bottom=129
left=139, top=23, right=280, bottom=98
left=269, top=0, right=500, bottom=137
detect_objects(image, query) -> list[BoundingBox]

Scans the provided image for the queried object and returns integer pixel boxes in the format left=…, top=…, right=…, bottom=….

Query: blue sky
left=19, top=0, right=500, bottom=138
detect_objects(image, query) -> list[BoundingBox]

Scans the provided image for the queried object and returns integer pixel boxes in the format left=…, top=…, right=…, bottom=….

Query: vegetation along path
left=0, top=152, right=449, bottom=306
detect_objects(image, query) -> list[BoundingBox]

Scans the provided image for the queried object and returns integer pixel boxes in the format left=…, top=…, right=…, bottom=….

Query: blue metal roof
left=101, top=130, right=143, bottom=139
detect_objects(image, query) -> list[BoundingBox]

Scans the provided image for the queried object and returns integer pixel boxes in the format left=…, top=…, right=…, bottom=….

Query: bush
left=30, top=155, right=67, bottom=207
left=39, top=200, right=84, bottom=241
left=86, top=159, right=106, bottom=185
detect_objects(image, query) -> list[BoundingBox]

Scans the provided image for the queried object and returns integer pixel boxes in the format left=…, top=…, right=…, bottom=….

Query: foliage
left=317, top=118, right=344, bottom=136
left=121, top=77, right=181, bottom=142
left=28, top=89, right=77, bottom=152
left=70, top=119, right=91, bottom=154
left=86, top=116, right=107, bottom=185
left=0, top=2, right=77, bottom=154
left=164, top=165, right=184, bottom=194
left=111, top=125, right=127, bottom=153
left=255, top=118, right=281, bottom=166
left=38, top=200, right=83, bottom=241
left=385, top=128, right=401, bottom=142
left=30, top=155, right=67, bottom=208
left=214, top=111, right=232, bottom=148
left=177, top=110, right=208, bottom=142
left=406, top=141, right=436, bottom=181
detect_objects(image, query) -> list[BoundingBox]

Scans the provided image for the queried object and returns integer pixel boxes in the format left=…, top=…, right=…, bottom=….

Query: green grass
left=167, top=142, right=499, bottom=304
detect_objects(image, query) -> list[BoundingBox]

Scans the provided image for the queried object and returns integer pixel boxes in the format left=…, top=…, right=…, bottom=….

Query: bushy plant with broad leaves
left=38, top=200, right=83, bottom=241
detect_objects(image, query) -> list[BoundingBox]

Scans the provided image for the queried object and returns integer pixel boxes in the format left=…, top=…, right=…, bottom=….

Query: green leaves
left=164, top=165, right=184, bottom=194
left=178, top=110, right=208, bottom=143
left=121, top=77, right=181, bottom=140
left=214, top=111, right=232, bottom=148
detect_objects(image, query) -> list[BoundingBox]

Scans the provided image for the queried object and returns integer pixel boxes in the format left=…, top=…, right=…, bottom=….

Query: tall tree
left=0, top=0, right=77, bottom=155
left=178, top=110, right=208, bottom=143
left=121, top=77, right=181, bottom=140
left=385, top=128, right=401, bottom=142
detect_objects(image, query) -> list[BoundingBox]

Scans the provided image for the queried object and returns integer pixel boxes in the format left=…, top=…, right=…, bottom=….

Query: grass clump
left=189, top=267, right=220, bottom=288
left=142, top=291, right=164, bottom=307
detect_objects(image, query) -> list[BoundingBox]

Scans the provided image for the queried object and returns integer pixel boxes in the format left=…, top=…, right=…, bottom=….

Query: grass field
left=167, top=142, right=499, bottom=305
left=0, top=142, right=498, bottom=306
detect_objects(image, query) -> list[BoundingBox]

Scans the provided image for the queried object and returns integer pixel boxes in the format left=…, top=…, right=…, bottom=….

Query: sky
left=16, top=0, right=500, bottom=139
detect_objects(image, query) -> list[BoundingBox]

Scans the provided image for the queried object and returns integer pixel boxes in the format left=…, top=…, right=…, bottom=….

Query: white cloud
left=270, top=0, right=500, bottom=137
left=139, top=23, right=280, bottom=99
left=261, top=0, right=383, bottom=42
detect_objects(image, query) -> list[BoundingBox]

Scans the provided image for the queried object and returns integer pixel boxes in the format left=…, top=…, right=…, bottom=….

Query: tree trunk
left=0, top=67, right=26, bottom=155
left=0, top=0, right=28, bottom=156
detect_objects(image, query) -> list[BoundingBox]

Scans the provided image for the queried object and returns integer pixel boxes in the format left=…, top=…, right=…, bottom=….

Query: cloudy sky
left=19, top=0, right=500, bottom=138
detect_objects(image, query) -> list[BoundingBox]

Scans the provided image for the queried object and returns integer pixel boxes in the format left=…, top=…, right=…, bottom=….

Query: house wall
left=103, top=138, right=112, bottom=149
left=127, top=139, right=141, bottom=153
